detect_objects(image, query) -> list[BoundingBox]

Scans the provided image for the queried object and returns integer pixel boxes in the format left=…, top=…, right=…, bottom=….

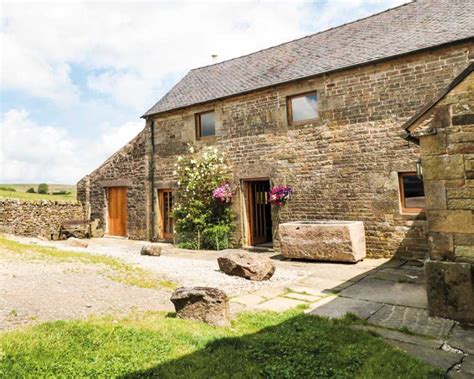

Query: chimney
left=211, top=54, right=218, bottom=64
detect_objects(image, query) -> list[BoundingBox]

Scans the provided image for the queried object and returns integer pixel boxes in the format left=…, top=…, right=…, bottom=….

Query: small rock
left=140, top=244, right=162, bottom=256
left=170, top=287, right=230, bottom=326
left=66, top=237, right=88, bottom=248
left=217, top=253, right=275, bottom=281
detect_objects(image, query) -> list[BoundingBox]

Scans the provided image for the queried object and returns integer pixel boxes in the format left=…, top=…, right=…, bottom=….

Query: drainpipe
left=149, top=119, right=156, bottom=241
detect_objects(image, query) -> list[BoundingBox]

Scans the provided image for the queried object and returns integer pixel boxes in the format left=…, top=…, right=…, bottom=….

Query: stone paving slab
left=386, top=339, right=463, bottom=371
left=308, top=296, right=383, bottom=320
left=284, top=292, right=320, bottom=302
left=448, top=371, right=474, bottom=379
left=370, top=268, right=425, bottom=284
left=299, top=264, right=373, bottom=282
left=339, top=277, right=428, bottom=308
left=353, top=325, right=443, bottom=349
left=231, top=294, right=265, bottom=307
left=252, top=287, right=286, bottom=299
left=298, top=277, right=355, bottom=293
left=255, top=297, right=306, bottom=312
left=459, top=355, right=474, bottom=374
left=367, top=304, right=455, bottom=339
left=448, top=324, right=474, bottom=354
left=285, top=284, right=332, bottom=297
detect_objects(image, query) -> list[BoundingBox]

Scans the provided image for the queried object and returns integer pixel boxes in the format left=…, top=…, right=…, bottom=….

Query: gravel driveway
left=1, top=235, right=308, bottom=330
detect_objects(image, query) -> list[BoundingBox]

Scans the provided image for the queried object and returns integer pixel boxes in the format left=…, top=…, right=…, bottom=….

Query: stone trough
left=279, top=221, right=366, bottom=263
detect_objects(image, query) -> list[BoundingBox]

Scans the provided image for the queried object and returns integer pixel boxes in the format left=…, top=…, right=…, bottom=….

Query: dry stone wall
left=149, top=43, right=472, bottom=258
left=0, top=198, right=83, bottom=239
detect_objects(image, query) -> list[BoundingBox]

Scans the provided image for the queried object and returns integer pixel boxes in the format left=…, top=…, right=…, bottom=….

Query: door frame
left=157, top=188, right=174, bottom=241
left=242, top=178, right=272, bottom=247
left=106, top=186, right=128, bottom=237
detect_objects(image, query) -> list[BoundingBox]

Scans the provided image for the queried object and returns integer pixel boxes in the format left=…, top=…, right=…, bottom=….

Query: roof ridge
left=190, top=0, right=414, bottom=72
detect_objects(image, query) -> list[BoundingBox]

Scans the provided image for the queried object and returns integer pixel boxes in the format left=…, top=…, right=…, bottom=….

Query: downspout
left=149, top=119, right=156, bottom=241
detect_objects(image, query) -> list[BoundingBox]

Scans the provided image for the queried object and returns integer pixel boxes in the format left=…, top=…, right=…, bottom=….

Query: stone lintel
left=100, top=179, right=133, bottom=187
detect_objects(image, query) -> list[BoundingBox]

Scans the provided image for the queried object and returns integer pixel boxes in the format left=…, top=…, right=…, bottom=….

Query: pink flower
left=212, top=183, right=236, bottom=203
left=268, top=185, right=292, bottom=206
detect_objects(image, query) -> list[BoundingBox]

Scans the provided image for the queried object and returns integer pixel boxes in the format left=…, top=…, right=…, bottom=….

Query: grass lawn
left=0, top=183, right=77, bottom=202
left=0, top=310, right=443, bottom=378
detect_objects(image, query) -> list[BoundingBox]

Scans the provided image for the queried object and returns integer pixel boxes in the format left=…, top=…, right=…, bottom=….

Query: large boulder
left=217, top=253, right=275, bottom=281
left=170, top=287, right=230, bottom=326
left=140, top=244, right=162, bottom=256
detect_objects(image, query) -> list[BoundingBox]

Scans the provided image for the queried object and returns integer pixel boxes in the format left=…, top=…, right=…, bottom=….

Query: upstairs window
left=195, top=111, right=215, bottom=139
left=287, top=92, right=318, bottom=125
left=399, top=172, right=425, bottom=213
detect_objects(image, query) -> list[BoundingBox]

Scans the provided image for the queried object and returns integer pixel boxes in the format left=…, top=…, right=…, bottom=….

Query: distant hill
left=0, top=184, right=77, bottom=202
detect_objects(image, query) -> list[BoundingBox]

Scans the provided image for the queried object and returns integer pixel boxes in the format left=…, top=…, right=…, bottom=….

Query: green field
left=0, top=184, right=77, bottom=202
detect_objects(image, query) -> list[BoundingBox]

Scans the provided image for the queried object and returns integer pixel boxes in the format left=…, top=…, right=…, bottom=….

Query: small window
left=287, top=92, right=318, bottom=124
left=195, top=111, right=215, bottom=139
left=399, top=172, right=425, bottom=213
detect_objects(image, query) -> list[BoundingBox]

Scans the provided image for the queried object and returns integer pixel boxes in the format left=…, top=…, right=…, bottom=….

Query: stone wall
left=411, top=68, right=474, bottom=323
left=148, top=42, right=472, bottom=258
left=0, top=198, right=83, bottom=239
left=77, top=129, right=149, bottom=240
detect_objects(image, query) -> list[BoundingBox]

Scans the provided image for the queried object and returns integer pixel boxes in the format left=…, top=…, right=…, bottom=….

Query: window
left=399, top=172, right=425, bottom=213
left=195, top=111, right=215, bottom=139
left=287, top=92, right=318, bottom=124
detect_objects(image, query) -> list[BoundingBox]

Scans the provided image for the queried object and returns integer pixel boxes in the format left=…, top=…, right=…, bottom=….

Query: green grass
left=0, top=183, right=77, bottom=202
left=0, top=310, right=443, bottom=378
left=0, top=236, right=176, bottom=290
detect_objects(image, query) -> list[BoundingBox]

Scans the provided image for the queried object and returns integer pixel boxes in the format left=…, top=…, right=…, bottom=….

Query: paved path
left=232, top=258, right=473, bottom=377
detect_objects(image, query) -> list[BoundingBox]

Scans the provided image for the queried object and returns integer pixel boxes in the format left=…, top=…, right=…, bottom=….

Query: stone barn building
left=78, top=0, right=474, bottom=262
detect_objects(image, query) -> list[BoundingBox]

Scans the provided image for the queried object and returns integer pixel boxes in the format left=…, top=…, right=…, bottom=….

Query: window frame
left=398, top=172, right=425, bottom=214
left=195, top=110, right=216, bottom=140
left=286, top=91, right=318, bottom=126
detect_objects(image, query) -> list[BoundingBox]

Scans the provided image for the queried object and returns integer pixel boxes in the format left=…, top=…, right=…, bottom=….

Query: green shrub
left=202, top=224, right=230, bottom=250
left=37, top=183, right=49, bottom=194
left=52, top=190, right=71, bottom=195
left=173, top=145, right=234, bottom=250
left=0, top=186, right=16, bottom=192
left=26, top=187, right=35, bottom=193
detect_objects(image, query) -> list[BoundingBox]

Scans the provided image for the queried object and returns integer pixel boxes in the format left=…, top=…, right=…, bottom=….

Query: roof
left=143, top=0, right=474, bottom=117
left=401, top=62, right=474, bottom=141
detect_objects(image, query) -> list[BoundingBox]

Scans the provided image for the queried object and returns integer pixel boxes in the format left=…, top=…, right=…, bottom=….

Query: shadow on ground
left=119, top=312, right=442, bottom=379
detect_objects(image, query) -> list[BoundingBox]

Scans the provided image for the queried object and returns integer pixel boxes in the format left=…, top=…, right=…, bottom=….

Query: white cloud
left=0, top=109, right=143, bottom=184
left=1, top=1, right=407, bottom=111
left=0, top=0, right=409, bottom=183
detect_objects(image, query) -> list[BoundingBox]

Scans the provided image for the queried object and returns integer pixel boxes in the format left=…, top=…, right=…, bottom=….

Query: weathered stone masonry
left=146, top=43, right=472, bottom=258
left=77, top=129, right=150, bottom=240
left=405, top=65, right=474, bottom=323
left=0, top=198, right=83, bottom=239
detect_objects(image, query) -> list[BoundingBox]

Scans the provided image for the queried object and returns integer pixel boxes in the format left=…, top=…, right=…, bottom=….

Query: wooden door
left=159, top=189, right=174, bottom=241
left=107, top=187, right=128, bottom=237
left=247, top=181, right=272, bottom=246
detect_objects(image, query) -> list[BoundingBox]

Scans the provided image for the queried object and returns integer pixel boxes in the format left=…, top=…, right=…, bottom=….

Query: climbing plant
left=173, top=145, right=234, bottom=250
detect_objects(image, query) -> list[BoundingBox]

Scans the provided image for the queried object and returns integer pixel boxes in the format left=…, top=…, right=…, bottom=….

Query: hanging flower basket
left=269, top=185, right=292, bottom=206
left=212, top=183, right=236, bottom=203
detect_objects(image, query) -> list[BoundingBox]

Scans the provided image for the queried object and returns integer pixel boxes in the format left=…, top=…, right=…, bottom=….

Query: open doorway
left=244, top=179, right=272, bottom=247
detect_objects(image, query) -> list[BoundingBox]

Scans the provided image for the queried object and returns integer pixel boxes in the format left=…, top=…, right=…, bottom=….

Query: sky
left=0, top=0, right=407, bottom=184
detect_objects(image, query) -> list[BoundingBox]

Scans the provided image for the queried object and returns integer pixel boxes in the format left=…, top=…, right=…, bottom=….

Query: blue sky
left=0, top=0, right=407, bottom=184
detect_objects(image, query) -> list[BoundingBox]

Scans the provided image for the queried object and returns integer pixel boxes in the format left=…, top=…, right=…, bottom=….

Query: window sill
left=288, top=118, right=319, bottom=127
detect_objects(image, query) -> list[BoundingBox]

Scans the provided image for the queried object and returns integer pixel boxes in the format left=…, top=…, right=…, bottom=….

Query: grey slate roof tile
left=143, top=0, right=474, bottom=116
